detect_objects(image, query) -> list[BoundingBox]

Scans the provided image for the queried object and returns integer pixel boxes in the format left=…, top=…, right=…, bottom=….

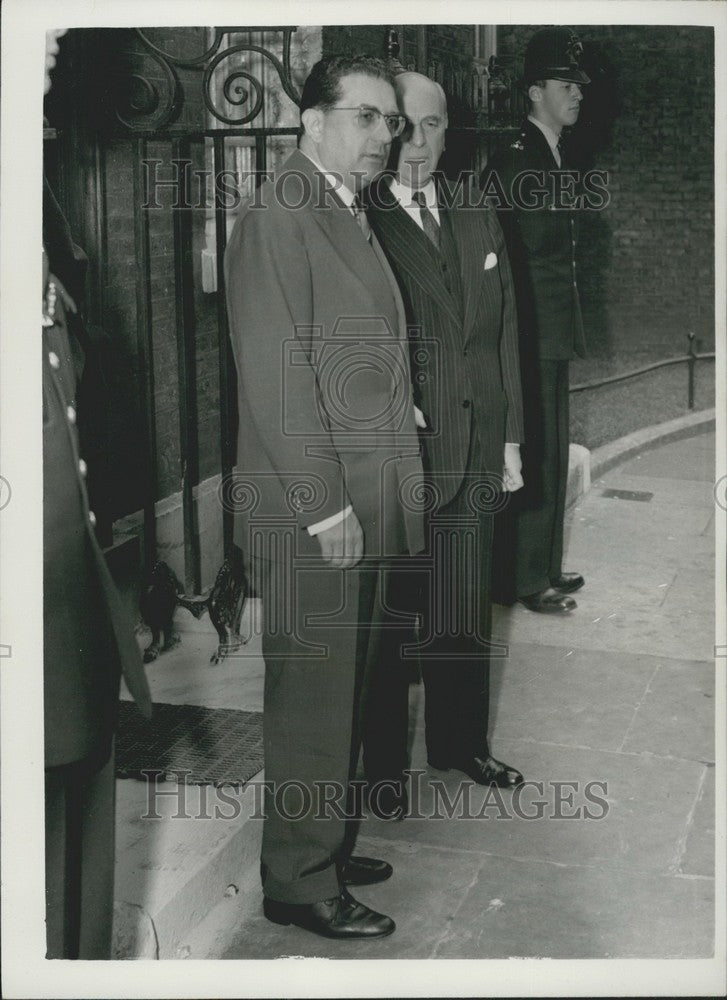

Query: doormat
left=116, top=700, right=264, bottom=786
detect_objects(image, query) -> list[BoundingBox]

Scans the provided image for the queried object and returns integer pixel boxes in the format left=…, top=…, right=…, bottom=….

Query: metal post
left=132, top=137, right=158, bottom=574
left=172, top=137, right=201, bottom=593
left=213, top=136, right=235, bottom=557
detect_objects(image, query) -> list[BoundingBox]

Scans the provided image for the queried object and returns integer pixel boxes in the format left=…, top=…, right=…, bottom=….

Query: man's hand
left=316, top=510, right=364, bottom=568
left=503, top=442, right=524, bottom=492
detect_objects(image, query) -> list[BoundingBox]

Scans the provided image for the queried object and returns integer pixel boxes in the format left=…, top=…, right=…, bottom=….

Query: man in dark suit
left=484, top=28, right=589, bottom=614
left=224, top=56, right=424, bottom=940
left=364, top=71, right=525, bottom=810
left=43, top=30, right=152, bottom=960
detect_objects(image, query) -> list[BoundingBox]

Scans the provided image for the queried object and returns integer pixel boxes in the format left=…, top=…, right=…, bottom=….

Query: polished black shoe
left=518, top=587, right=577, bottom=613
left=365, top=777, right=408, bottom=820
left=550, top=572, right=585, bottom=594
left=263, top=887, right=395, bottom=939
left=431, top=754, right=524, bottom=789
left=340, top=855, right=393, bottom=886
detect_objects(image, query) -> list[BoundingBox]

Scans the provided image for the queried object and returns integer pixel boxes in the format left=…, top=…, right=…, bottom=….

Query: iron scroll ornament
left=202, top=38, right=301, bottom=126
left=114, top=42, right=179, bottom=132
left=134, top=27, right=229, bottom=69
left=113, top=27, right=301, bottom=132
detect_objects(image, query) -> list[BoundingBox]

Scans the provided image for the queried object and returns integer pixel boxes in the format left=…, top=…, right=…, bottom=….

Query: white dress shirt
left=388, top=176, right=441, bottom=229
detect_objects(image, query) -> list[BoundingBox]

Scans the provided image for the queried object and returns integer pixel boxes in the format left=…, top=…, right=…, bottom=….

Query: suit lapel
left=369, top=180, right=462, bottom=329
left=445, top=184, right=488, bottom=344
left=370, top=231, right=408, bottom=343
left=286, top=150, right=391, bottom=306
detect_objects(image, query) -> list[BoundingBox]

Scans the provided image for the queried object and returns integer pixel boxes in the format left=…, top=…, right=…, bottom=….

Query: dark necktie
left=412, top=190, right=440, bottom=250
left=351, top=193, right=371, bottom=241
left=556, top=138, right=566, bottom=168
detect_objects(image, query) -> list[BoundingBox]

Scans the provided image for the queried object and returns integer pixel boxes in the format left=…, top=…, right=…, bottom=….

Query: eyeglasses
left=328, top=105, right=407, bottom=138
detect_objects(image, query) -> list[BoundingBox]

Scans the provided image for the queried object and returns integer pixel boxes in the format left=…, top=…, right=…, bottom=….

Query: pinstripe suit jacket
left=367, top=177, right=524, bottom=509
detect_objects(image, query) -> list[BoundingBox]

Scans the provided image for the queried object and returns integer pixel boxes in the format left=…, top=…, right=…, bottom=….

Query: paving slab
left=620, top=657, right=715, bottom=762
left=618, top=435, right=715, bottom=482
left=680, top=769, right=716, bottom=878
left=432, top=855, right=714, bottom=959
left=360, top=740, right=706, bottom=877
left=488, top=643, right=661, bottom=752
left=493, top=601, right=714, bottom=663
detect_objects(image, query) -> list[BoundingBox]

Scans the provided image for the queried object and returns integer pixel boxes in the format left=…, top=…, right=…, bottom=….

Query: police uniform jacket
left=485, top=120, right=586, bottom=361
left=43, top=254, right=151, bottom=769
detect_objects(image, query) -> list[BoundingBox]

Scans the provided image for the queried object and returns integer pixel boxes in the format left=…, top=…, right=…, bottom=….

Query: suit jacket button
left=79, top=458, right=88, bottom=477
left=462, top=399, right=471, bottom=408
left=88, top=510, right=97, bottom=527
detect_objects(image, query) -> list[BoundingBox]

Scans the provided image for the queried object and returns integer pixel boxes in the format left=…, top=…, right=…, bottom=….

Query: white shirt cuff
left=306, top=505, right=353, bottom=536
left=414, top=406, right=427, bottom=429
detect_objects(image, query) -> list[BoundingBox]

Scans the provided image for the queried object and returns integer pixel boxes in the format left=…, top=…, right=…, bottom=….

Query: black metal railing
left=569, top=333, right=715, bottom=411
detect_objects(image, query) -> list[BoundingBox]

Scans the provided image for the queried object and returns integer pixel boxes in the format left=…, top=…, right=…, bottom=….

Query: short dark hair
left=300, top=55, right=394, bottom=114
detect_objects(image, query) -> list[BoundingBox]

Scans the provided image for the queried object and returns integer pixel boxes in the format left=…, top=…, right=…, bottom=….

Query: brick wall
left=496, top=24, right=715, bottom=368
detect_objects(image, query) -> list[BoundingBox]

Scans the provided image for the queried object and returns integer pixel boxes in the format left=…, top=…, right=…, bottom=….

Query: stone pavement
left=115, top=425, right=718, bottom=962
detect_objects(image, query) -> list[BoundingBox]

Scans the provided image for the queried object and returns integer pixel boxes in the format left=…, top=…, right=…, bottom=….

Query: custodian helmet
left=523, top=27, right=591, bottom=86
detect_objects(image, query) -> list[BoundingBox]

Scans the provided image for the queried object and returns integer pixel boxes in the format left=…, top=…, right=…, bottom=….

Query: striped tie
left=412, top=190, right=440, bottom=250
left=351, top=194, right=371, bottom=241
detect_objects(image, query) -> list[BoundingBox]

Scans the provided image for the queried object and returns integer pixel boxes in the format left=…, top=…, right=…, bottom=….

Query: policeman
left=485, top=27, right=590, bottom=614
left=43, top=29, right=151, bottom=959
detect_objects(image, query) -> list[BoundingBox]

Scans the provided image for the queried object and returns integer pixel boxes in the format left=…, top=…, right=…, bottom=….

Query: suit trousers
left=45, top=749, right=116, bottom=959
left=363, top=458, right=495, bottom=777
left=255, top=552, right=383, bottom=904
left=509, top=358, right=570, bottom=597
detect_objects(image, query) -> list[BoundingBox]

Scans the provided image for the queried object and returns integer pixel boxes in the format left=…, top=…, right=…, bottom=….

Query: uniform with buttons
left=42, top=250, right=151, bottom=959
left=485, top=116, right=589, bottom=599
left=484, top=120, right=586, bottom=362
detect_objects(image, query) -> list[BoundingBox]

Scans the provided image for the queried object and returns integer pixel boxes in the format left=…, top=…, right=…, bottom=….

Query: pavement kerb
left=588, top=408, right=715, bottom=482
left=566, top=408, right=715, bottom=510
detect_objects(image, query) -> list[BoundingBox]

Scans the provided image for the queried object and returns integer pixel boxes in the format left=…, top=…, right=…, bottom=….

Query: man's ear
left=301, top=107, right=323, bottom=143
left=528, top=83, right=543, bottom=105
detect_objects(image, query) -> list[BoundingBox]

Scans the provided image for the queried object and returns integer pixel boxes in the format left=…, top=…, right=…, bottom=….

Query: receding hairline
left=394, top=71, right=448, bottom=118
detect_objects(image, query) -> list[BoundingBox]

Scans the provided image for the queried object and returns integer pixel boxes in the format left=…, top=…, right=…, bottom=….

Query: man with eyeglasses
left=364, top=71, right=525, bottom=815
left=224, top=55, right=424, bottom=941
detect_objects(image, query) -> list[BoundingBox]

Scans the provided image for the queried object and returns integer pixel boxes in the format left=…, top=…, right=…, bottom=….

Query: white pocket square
left=484, top=252, right=498, bottom=270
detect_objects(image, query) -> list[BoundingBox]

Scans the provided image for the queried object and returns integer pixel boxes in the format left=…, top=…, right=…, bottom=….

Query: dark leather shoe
left=340, top=855, right=393, bottom=886
left=518, top=587, right=576, bottom=613
left=432, top=755, right=524, bottom=789
left=366, top=777, right=408, bottom=820
left=263, top=888, right=395, bottom=939
left=550, top=572, right=585, bottom=594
